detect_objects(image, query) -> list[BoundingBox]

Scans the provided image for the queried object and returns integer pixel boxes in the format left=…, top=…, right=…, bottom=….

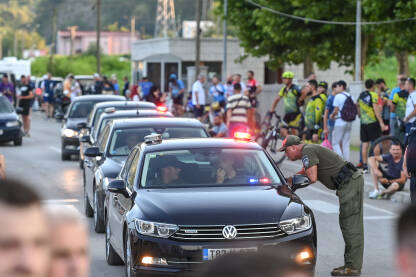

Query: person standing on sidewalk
left=281, top=135, right=364, bottom=276
left=389, top=74, right=407, bottom=137
left=18, top=75, right=34, bottom=136
left=226, top=83, right=251, bottom=137
left=192, top=75, right=207, bottom=120
left=357, top=79, right=387, bottom=173
left=330, top=80, right=357, bottom=161
left=323, top=82, right=337, bottom=144
left=403, top=78, right=416, bottom=146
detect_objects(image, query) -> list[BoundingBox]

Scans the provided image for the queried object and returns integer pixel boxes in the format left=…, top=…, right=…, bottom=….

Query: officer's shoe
left=331, top=266, right=361, bottom=276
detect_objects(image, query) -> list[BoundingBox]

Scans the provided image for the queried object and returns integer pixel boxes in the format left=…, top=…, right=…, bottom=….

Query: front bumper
left=61, top=136, right=80, bottom=155
left=129, top=228, right=316, bottom=276
left=0, top=127, right=22, bottom=142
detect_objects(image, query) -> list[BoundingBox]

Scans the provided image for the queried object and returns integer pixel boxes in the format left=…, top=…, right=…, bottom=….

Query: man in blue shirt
left=140, top=77, right=153, bottom=100
left=209, top=75, right=226, bottom=107
left=168, top=74, right=185, bottom=116
left=209, top=113, right=228, bottom=137
left=389, top=75, right=407, bottom=137
left=41, top=73, right=55, bottom=118
left=323, top=82, right=336, bottom=144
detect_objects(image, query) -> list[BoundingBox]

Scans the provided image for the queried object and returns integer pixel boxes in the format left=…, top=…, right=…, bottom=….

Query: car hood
left=65, top=118, right=87, bottom=130
left=0, top=112, right=18, bottom=121
left=102, top=156, right=127, bottom=179
left=135, top=186, right=303, bottom=225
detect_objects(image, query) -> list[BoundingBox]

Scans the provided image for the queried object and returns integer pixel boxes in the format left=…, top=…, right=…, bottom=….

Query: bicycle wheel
left=268, top=137, right=286, bottom=165
left=368, top=135, right=404, bottom=156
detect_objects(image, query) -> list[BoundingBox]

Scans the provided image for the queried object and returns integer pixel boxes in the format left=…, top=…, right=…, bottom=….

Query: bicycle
left=256, top=112, right=287, bottom=165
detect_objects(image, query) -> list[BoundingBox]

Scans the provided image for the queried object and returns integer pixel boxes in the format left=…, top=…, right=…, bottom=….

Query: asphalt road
left=0, top=112, right=406, bottom=277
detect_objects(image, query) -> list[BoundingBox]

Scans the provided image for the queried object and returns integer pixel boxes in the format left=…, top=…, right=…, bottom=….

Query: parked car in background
left=0, top=94, right=22, bottom=146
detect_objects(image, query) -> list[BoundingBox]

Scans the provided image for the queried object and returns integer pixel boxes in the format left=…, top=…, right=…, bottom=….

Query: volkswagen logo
left=222, top=225, right=237, bottom=239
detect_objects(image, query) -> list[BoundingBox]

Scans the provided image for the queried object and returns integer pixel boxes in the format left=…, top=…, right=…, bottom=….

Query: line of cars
left=58, top=94, right=318, bottom=276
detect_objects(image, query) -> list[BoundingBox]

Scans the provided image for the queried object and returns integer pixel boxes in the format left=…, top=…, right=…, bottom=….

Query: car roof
left=94, top=101, right=156, bottom=109
left=72, top=95, right=125, bottom=102
left=111, top=117, right=205, bottom=129
left=139, top=138, right=262, bottom=152
left=100, top=109, right=173, bottom=120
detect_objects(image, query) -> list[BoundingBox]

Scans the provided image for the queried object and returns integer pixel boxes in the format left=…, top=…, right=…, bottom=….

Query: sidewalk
left=348, top=148, right=410, bottom=204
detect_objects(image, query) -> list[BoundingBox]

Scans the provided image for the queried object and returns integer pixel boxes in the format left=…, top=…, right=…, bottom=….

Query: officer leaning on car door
left=281, top=135, right=364, bottom=277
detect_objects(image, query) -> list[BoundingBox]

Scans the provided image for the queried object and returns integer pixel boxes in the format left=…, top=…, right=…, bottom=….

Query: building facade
left=57, top=31, right=140, bottom=56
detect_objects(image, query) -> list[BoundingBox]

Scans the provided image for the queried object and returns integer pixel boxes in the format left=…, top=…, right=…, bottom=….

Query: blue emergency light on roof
left=144, top=134, right=162, bottom=145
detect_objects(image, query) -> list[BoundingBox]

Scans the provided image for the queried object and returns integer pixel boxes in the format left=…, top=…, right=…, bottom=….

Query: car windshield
left=77, top=79, right=94, bottom=88
left=69, top=101, right=95, bottom=118
left=0, top=96, right=13, bottom=113
left=140, top=148, right=281, bottom=188
left=108, top=127, right=208, bottom=156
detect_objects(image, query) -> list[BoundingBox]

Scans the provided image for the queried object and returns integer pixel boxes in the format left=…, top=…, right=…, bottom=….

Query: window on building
left=264, top=63, right=283, bottom=84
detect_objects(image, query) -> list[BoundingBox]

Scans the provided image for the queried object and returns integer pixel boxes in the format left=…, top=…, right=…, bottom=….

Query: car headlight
left=279, top=214, right=311, bottom=234
left=6, top=120, right=19, bottom=127
left=134, top=219, right=178, bottom=238
left=62, top=128, right=79, bottom=137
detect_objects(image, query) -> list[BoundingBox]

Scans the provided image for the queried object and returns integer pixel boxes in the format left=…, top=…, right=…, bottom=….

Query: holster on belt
left=332, top=162, right=357, bottom=190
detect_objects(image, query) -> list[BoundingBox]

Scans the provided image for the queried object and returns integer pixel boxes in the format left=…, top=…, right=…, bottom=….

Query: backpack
left=340, top=93, right=358, bottom=122
left=406, top=127, right=416, bottom=176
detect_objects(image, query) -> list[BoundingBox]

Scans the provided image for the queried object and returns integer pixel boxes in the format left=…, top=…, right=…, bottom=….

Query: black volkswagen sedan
left=60, top=95, right=125, bottom=160
left=105, top=137, right=317, bottom=276
left=0, top=95, right=22, bottom=146
left=79, top=101, right=157, bottom=168
left=84, top=118, right=208, bottom=234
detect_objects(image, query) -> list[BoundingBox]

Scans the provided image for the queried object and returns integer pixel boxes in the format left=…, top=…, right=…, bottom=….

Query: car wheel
left=84, top=185, right=93, bottom=217
left=13, top=138, right=22, bottom=146
left=106, top=215, right=123, bottom=265
left=93, top=189, right=105, bottom=233
left=124, top=229, right=133, bottom=277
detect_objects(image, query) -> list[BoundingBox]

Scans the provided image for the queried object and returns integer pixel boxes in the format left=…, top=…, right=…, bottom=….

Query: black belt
left=332, top=162, right=357, bottom=190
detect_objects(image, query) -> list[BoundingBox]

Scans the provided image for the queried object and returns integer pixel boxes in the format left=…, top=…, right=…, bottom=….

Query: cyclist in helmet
left=270, top=71, right=305, bottom=135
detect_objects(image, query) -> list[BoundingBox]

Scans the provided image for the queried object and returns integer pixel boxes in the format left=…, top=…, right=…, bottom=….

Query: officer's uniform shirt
left=301, top=144, right=347, bottom=190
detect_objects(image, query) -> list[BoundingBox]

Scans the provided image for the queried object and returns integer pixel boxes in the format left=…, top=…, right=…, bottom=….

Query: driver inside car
left=114, top=133, right=139, bottom=155
left=157, top=156, right=184, bottom=186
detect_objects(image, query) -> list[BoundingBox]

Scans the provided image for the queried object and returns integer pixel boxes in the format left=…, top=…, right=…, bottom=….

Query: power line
left=245, top=0, right=416, bottom=26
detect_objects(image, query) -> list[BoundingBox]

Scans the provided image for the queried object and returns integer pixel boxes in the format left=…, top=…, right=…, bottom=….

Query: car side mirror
left=291, top=175, right=310, bottom=192
left=84, top=146, right=102, bottom=157
left=77, top=122, right=87, bottom=129
left=80, top=135, right=91, bottom=143
left=15, top=107, right=23, bottom=114
left=55, top=113, right=64, bottom=120
left=108, top=179, right=129, bottom=197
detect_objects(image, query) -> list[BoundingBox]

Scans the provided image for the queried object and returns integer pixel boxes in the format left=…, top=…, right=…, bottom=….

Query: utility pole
left=195, top=0, right=202, bottom=77
left=96, top=0, right=101, bottom=74
left=48, top=7, right=57, bottom=73
left=354, top=0, right=361, bottom=81
left=222, top=0, right=228, bottom=83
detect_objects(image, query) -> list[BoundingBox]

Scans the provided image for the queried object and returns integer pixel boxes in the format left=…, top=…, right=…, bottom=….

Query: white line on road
left=43, top=199, right=79, bottom=204
left=49, top=146, right=61, bottom=153
left=303, top=200, right=339, bottom=214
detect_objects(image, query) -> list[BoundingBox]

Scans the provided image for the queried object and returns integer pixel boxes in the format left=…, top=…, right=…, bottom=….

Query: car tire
left=84, top=186, right=94, bottom=218
left=106, top=215, right=123, bottom=266
left=93, top=189, right=105, bottom=233
left=13, top=138, right=22, bottom=146
left=124, top=228, right=133, bottom=277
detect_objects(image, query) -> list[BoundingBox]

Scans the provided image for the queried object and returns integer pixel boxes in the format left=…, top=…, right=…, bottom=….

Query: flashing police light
left=144, top=134, right=162, bottom=145
left=234, top=132, right=251, bottom=141
left=104, top=107, right=116, bottom=113
left=156, top=105, right=168, bottom=113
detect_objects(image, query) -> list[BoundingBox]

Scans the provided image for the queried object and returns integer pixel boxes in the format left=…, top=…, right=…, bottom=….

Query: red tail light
left=156, top=106, right=168, bottom=113
left=234, top=132, right=251, bottom=141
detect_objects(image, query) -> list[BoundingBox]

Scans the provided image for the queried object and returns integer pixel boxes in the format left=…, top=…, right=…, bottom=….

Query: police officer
left=280, top=135, right=364, bottom=276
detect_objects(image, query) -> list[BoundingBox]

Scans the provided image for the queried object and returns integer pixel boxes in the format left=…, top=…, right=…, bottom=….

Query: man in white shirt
left=404, top=78, right=416, bottom=145
left=233, top=74, right=247, bottom=94
left=192, top=75, right=206, bottom=120
left=330, top=80, right=354, bottom=161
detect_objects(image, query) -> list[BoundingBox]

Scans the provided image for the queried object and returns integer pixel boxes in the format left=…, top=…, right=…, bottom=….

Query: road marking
left=49, top=146, right=61, bottom=153
left=364, top=215, right=396, bottom=221
left=303, top=200, right=339, bottom=214
left=43, top=199, right=79, bottom=204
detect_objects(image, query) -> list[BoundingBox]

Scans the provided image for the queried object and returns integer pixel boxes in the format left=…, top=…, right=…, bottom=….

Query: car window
left=98, top=125, right=111, bottom=152
left=127, top=149, right=141, bottom=191
left=69, top=101, right=95, bottom=118
left=0, top=96, right=13, bottom=113
left=140, top=148, right=281, bottom=188
left=121, top=148, right=138, bottom=180
left=108, top=127, right=208, bottom=156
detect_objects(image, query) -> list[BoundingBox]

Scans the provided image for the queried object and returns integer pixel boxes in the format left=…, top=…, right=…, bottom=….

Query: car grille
left=171, top=223, right=286, bottom=241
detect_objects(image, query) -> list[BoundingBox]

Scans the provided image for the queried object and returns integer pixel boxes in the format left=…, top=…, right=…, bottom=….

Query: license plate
left=202, top=247, right=257, bottom=261
left=0, top=129, right=3, bottom=135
